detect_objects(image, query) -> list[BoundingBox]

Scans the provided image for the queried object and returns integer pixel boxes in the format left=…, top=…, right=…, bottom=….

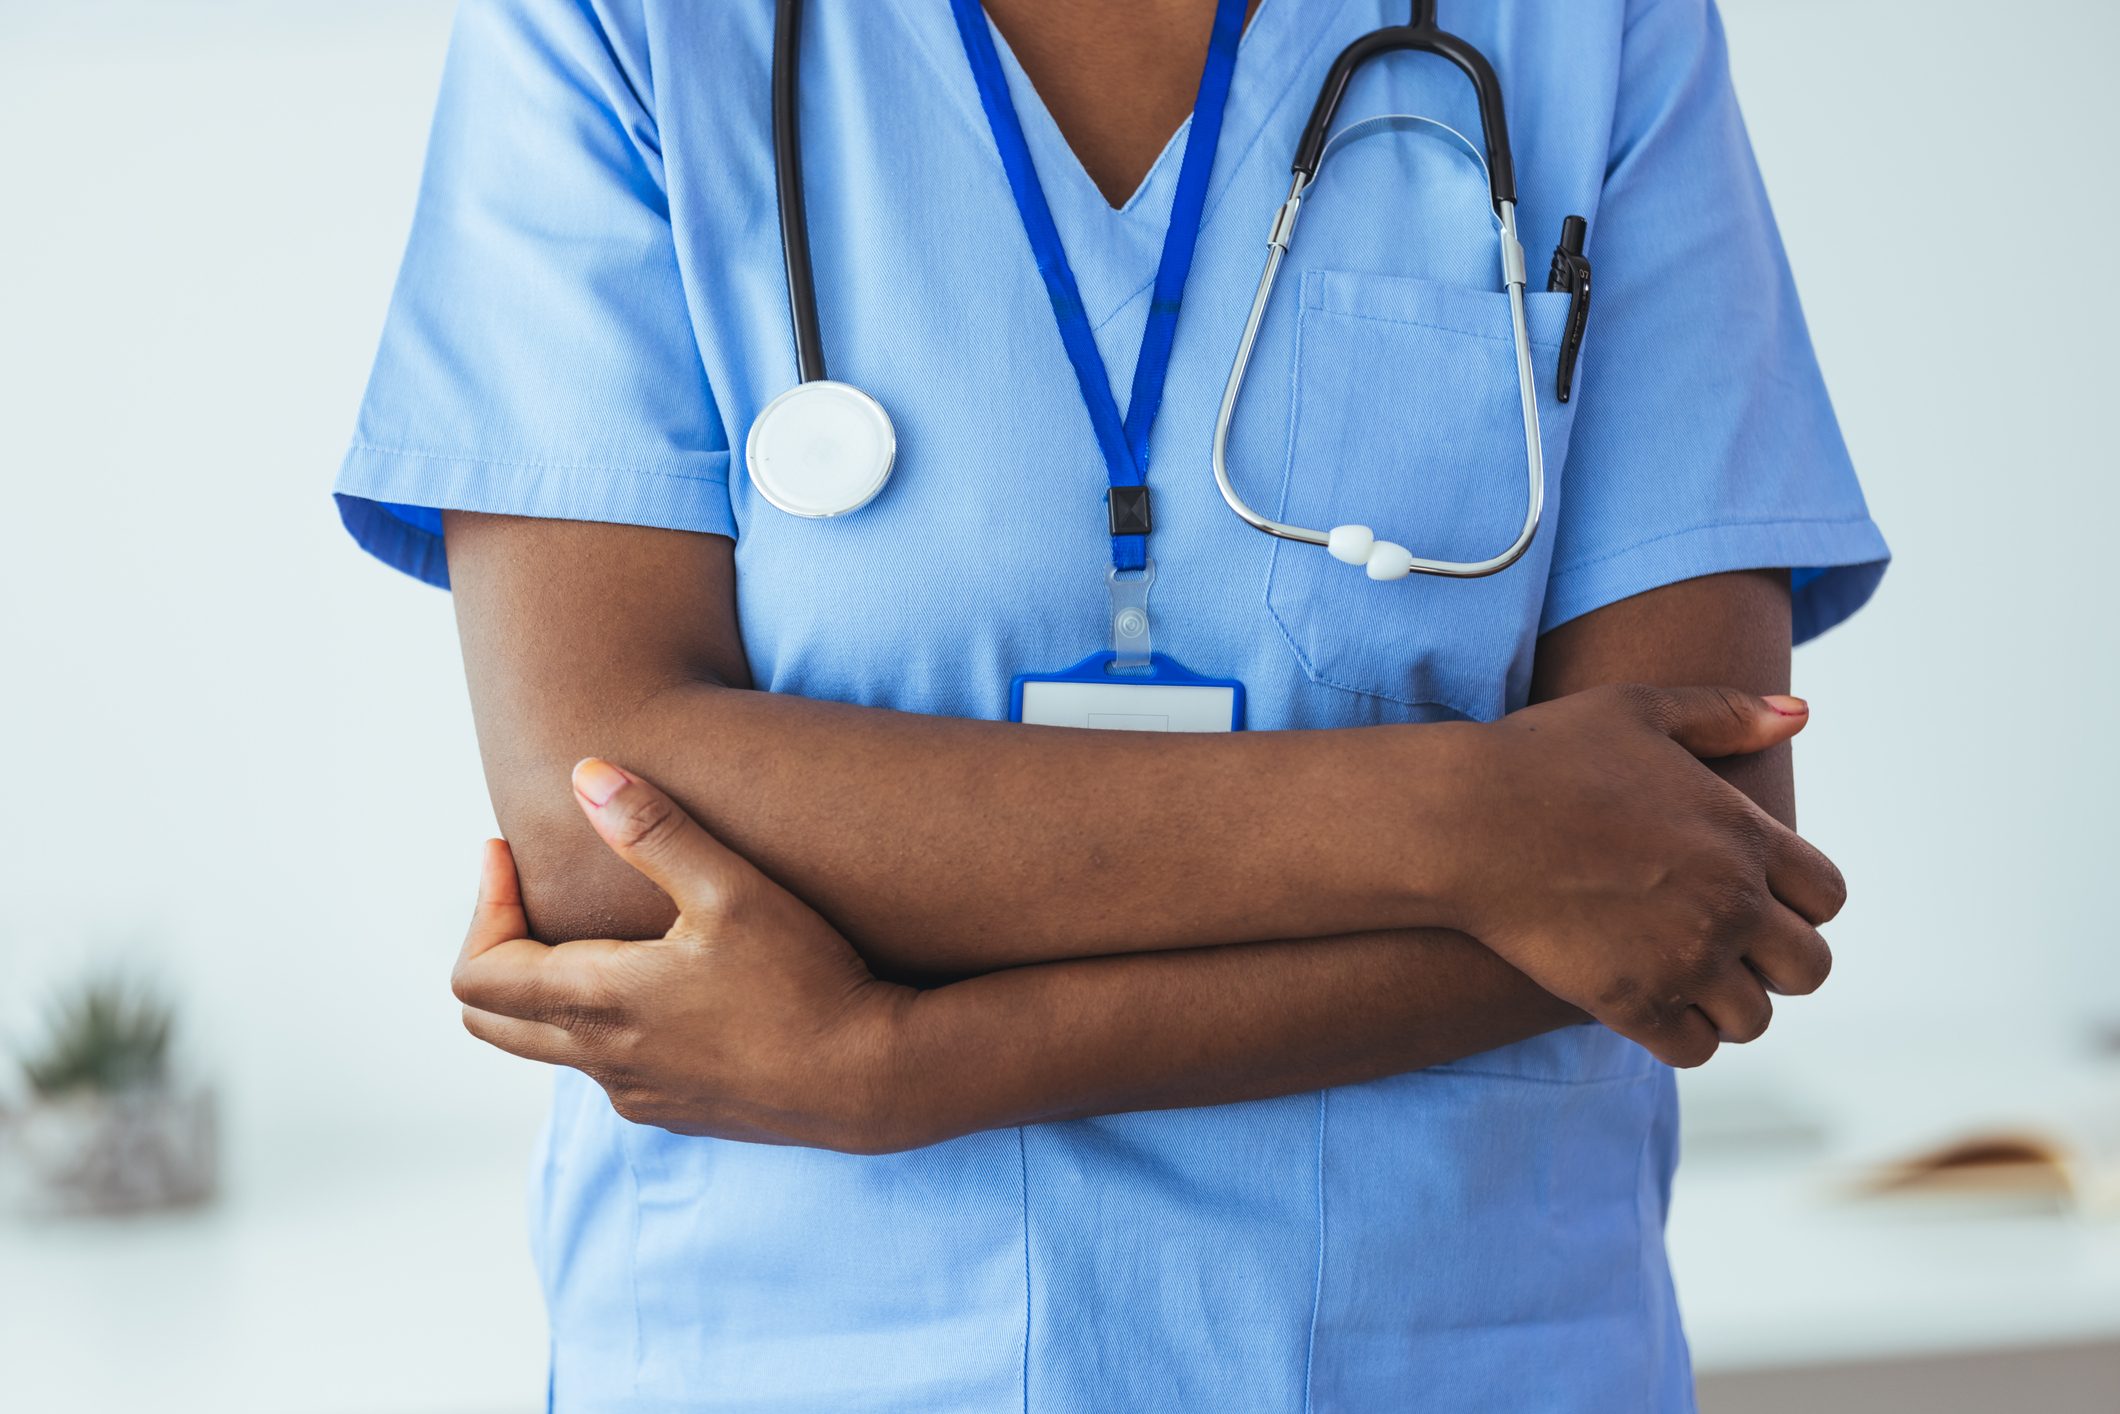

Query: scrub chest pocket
left=1266, top=270, right=1580, bottom=720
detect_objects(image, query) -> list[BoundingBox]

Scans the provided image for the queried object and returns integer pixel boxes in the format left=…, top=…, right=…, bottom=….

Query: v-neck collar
left=898, top=0, right=1346, bottom=270
left=969, top=0, right=1254, bottom=218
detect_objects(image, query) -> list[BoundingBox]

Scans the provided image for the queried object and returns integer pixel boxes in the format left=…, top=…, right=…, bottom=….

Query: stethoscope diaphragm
left=744, top=379, right=897, bottom=519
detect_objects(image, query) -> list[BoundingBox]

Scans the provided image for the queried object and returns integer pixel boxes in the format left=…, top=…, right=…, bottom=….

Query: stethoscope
left=743, top=0, right=899, bottom=519
left=749, top=0, right=1574, bottom=581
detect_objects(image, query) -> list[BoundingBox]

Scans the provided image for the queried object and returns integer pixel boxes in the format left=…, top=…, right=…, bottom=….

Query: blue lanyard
left=950, top=0, right=1244, bottom=574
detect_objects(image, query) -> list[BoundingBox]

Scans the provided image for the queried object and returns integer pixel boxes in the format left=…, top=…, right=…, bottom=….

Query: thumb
left=571, top=758, right=745, bottom=911
left=458, top=838, right=529, bottom=968
left=1650, top=686, right=1810, bottom=760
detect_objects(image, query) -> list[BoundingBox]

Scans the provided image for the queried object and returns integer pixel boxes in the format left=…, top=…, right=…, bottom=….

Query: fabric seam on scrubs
left=1301, top=1089, right=1327, bottom=1414
left=1551, top=510, right=1878, bottom=577
left=1090, top=278, right=1162, bottom=336
left=1425, top=1061, right=1658, bottom=1088
left=1299, top=301, right=1567, bottom=351
left=335, top=441, right=738, bottom=590
left=626, top=1131, right=645, bottom=1400
left=347, top=440, right=729, bottom=483
left=1541, top=511, right=1889, bottom=640
left=1627, top=1097, right=1656, bottom=1398
left=1260, top=280, right=1326, bottom=698
left=1017, top=1126, right=1031, bottom=1414
left=530, top=1086, right=562, bottom=1414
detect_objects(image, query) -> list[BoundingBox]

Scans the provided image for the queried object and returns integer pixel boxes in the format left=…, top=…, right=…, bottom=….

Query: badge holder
left=1010, top=562, right=1246, bottom=732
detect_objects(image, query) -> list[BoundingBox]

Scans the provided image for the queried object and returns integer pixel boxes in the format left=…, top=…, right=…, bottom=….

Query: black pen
left=1548, top=215, right=1593, bottom=404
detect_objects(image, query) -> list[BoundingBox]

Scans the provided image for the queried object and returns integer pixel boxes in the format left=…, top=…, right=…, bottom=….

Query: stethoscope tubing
left=773, top=0, right=828, bottom=384
left=1294, top=24, right=1515, bottom=207
left=1213, top=110, right=1547, bottom=579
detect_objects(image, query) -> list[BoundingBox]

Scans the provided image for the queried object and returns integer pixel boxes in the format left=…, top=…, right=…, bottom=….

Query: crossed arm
left=444, top=510, right=1831, bottom=1150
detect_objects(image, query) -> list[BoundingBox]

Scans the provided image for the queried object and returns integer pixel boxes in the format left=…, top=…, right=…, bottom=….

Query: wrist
left=1362, top=720, right=1496, bottom=934
left=834, top=983, right=953, bottom=1155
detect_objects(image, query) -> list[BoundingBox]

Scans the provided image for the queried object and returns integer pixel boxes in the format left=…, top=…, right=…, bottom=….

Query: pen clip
left=1547, top=215, right=1592, bottom=405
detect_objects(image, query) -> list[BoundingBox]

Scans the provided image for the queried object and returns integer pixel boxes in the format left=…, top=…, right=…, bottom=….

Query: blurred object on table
left=5, top=972, right=217, bottom=1216
left=1854, top=1101, right=2120, bottom=1219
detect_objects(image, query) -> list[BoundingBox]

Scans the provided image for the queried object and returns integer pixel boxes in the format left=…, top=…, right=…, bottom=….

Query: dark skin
left=979, top=0, right=1269, bottom=206
left=447, top=510, right=1830, bottom=1151
left=440, top=2, right=1845, bottom=1152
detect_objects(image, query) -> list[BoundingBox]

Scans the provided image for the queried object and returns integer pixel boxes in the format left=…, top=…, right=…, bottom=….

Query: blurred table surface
left=1669, top=1153, right=2120, bottom=1372
left=0, top=1127, right=550, bottom=1414
left=5, top=1103, right=2119, bottom=1414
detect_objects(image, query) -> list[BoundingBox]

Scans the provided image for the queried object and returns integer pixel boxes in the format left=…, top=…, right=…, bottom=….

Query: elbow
left=477, top=680, right=731, bottom=943
left=506, top=798, right=678, bottom=944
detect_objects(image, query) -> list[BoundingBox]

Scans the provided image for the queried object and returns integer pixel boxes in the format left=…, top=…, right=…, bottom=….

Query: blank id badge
left=1011, top=652, right=1245, bottom=733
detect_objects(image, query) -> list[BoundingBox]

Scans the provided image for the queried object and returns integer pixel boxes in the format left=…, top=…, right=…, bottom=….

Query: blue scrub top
left=337, top=1, right=1888, bottom=1408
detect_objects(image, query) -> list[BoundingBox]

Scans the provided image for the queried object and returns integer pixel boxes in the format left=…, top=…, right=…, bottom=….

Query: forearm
left=451, top=510, right=1807, bottom=1037
left=877, top=926, right=1582, bottom=1147
left=450, top=514, right=1478, bottom=977
left=868, top=569, right=1801, bottom=1145
left=449, top=565, right=1821, bottom=1145
left=512, top=682, right=1479, bottom=978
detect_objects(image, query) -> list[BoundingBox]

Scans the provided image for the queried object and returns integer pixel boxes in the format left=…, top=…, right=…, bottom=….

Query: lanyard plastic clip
left=1108, top=560, right=1155, bottom=671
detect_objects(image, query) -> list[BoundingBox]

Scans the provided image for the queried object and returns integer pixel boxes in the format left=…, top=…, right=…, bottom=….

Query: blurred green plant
left=19, top=975, right=175, bottom=1098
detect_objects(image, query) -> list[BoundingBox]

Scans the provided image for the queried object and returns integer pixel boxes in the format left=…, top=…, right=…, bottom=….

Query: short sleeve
left=333, top=0, right=733, bottom=589
left=1538, top=0, right=1888, bottom=644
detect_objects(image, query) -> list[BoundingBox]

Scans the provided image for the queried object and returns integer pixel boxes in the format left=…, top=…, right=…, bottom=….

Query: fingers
left=1636, top=1005, right=1723, bottom=1069
left=1764, top=826, right=1849, bottom=927
left=1633, top=684, right=1810, bottom=761
left=1694, top=966, right=1775, bottom=1045
left=1640, top=904, right=1824, bottom=1060
left=1743, top=904, right=1834, bottom=997
left=453, top=934, right=559, bottom=1013
left=571, top=758, right=748, bottom=914
left=458, top=839, right=529, bottom=970
left=453, top=835, right=636, bottom=1066
left=461, top=1006, right=581, bottom=1067
left=453, top=935, right=624, bottom=1027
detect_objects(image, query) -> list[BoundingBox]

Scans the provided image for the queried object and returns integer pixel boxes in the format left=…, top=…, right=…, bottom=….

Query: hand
left=451, top=759, right=916, bottom=1153
left=1443, top=685, right=1846, bottom=1068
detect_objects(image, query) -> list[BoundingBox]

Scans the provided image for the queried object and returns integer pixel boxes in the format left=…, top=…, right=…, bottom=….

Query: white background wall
left=1, top=0, right=2114, bottom=1407
left=1, top=0, right=539, bottom=1156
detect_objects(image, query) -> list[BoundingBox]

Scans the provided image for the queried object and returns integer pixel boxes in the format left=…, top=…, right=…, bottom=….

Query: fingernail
left=1764, top=695, right=1809, bottom=717
left=572, top=758, right=629, bottom=808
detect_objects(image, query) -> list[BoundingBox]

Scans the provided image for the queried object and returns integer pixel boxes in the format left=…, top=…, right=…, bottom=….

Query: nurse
left=338, top=0, right=1887, bottom=1408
